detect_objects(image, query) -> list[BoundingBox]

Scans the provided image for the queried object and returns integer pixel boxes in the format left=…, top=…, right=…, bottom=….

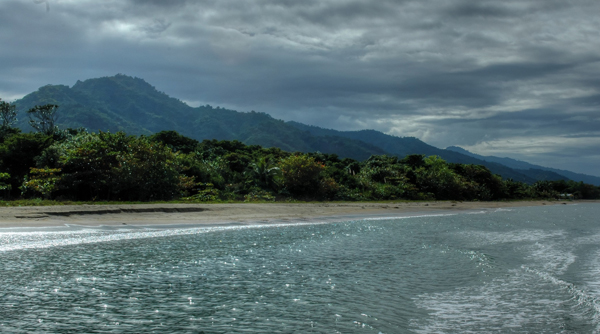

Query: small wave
left=522, top=265, right=600, bottom=332
left=0, top=221, right=333, bottom=252
left=362, top=213, right=457, bottom=221
left=412, top=266, right=598, bottom=333
left=494, top=208, right=514, bottom=212
left=466, top=210, right=488, bottom=215
left=459, top=229, right=566, bottom=246
left=525, top=241, right=576, bottom=275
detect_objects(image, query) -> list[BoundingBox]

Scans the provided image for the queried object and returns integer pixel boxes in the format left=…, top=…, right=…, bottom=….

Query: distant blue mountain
left=446, top=146, right=600, bottom=186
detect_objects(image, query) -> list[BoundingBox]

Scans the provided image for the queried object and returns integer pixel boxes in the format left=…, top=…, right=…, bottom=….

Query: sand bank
left=0, top=200, right=592, bottom=229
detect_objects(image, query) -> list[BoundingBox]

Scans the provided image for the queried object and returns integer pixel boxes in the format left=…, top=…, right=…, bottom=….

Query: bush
left=244, top=190, right=276, bottom=202
left=279, top=154, right=325, bottom=197
left=44, top=131, right=186, bottom=201
left=20, top=167, right=61, bottom=199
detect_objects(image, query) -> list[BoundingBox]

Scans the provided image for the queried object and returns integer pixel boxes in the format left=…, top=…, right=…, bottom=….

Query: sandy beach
left=0, top=200, right=592, bottom=229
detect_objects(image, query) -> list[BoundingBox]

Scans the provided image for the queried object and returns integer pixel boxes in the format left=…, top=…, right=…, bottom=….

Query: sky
left=1, top=0, right=599, bottom=176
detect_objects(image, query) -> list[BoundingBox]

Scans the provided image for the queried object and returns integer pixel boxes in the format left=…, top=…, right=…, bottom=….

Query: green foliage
left=548, top=180, right=600, bottom=199
left=0, top=132, right=53, bottom=197
left=0, top=99, right=17, bottom=135
left=247, top=156, right=281, bottom=190
left=110, top=135, right=184, bottom=201
left=150, top=130, right=199, bottom=154
left=333, top=186, right=369, bottom=201
left=411, top=156, right=468, bottom=200
left=503, top=178, right=530, bottom=199
left=27, top=104, right=60, bottom=135
left=279, top=154, right=326, bottom=197
left=450, top=164, right=507, bottom=200
left=181, top=183, right=223, bottom=202
left=45, top=131, right=186, bottom=201
left=401, top=154, right=426, bottom=169
left=359, top=155, right=404, bottom=184
left=244, top=189, right=276, bottom=202
left=13, top=75, right=593, bottom=186
left=20, top=167, right=62, bottom=199
left=530, top=180, right=558, bottom=199
left=178, top=152, right=227, bottom=189
left=0, top=103, right=597, bottom=203
left=0, top=172, right=11, bottom=198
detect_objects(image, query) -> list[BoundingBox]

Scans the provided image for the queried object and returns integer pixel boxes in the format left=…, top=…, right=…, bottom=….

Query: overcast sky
left=1, top=0, right=599, bottom=176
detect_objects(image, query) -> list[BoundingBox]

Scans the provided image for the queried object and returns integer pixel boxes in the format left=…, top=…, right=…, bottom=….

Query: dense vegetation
left=1, top=101, right=598, bottom=202
left=14, top=74, right=600, bottom=186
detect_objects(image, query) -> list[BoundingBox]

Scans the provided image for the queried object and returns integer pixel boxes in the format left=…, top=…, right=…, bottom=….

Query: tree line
left=1, top=101, right=599, bottom=202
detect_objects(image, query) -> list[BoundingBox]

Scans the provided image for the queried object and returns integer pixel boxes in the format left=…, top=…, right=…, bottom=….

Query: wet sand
left=0, top=200, right=590, bottom=229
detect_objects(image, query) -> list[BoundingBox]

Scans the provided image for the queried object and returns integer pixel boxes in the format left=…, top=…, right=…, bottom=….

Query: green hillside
left=10, top=74, right=582, bottom=184
left=14, top=75, right=385, bottom=161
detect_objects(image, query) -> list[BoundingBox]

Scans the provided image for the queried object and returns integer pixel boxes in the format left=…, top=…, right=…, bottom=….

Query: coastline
left=0, top=200, right=595, bottom=230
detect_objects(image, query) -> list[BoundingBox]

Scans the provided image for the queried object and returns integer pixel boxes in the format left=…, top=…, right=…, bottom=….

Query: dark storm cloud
left=445, top=2, right=518, bottom=18
left=1, top=0, right=600, bottom=175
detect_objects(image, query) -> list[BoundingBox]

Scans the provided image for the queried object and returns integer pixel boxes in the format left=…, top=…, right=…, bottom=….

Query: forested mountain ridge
left=446, top=146, right=600, bottom=186
left=286, top=122, right=570, bottom=184
left=10, top=74, right=584, bottom=184
left=14, top=75, right=386, bottom=161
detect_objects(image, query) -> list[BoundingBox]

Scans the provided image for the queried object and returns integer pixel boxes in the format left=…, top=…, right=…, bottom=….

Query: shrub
left=279, top=154, right=325, bottom=197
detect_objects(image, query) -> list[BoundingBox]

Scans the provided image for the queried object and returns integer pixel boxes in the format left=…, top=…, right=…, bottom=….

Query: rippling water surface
left=1, top=203, right=600, bottom=333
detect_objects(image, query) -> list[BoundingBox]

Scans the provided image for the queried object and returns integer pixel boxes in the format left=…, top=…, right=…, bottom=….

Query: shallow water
left=1, top=204, right=600, bottom=333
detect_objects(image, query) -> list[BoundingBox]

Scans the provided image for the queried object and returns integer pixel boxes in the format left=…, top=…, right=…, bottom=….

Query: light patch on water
left=577, top=248, right=600, bottom=328
left=494, top=208, right=514, bottom=212
left=458, top=229, right=567, bottom=246
left=412, top=267, right=592, bottom=333
left=465, top=210, right=488, bottom=215
left=0, top=211, right=462, bottom=252
left=524, top=241, right=576, bottom=275
left=0, top=221, right=331, bottom=252
left=523, top=264, right=600, bottom=333
left=574, top=232, right=600, bottom=246
left=362, top=213, right=457, bottom=221
left=456, top=249, right=494, bottom=270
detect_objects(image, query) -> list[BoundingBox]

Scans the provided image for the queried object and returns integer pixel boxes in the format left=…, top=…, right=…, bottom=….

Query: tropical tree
left=0, top=172, right=11, bottom=198
left=0, top=99, right=17, bottom=135
left=531, top=180, right=557, bottom=198
left=247, top=156, right=281, bottom=190
left=27, top=104, right=59, bottom=135
left=0, top=132, right=53, bottom=197
left=279, top=154, right=326, bottom=196
left=450, top=164, right=506, bottom=200
left=415, top=155, right=468, bottom=200
left=150, top=130, right=199, bottom=154
left=44, top=131, right=188, bottom=201
left=20, top=167, right=62, bottom=199
left=111, top=135, right=185, bottom=201
left=504, top=178, right=530, bottom=199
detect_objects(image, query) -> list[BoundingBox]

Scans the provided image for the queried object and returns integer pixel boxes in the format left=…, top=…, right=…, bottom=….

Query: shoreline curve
left=1, top=200, right=596, bottom=230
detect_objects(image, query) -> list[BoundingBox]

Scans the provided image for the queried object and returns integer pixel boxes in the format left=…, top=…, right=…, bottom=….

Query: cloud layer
left=2, top=0, right=599, bottom=175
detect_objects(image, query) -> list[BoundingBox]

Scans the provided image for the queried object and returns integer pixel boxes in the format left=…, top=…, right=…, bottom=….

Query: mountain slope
left=447, top=146, right=600, bottom=186
left=287, top=121, right=539, bottom=184
left=14, top=75, right=385, bottom=161
left=11, top=74, right=584, bottom=184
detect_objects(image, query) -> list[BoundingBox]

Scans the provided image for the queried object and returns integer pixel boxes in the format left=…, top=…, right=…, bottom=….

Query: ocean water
left=1, top=203, right=600, bottom=333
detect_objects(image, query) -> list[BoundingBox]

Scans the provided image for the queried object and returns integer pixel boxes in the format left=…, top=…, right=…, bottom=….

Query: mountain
left=14, top=75, right=385, bottom=161
left=10, top=74, right=582, bottom=184
left=287, top=122, right=541, bottom=184
left=446, top=146, right=600, bottom=186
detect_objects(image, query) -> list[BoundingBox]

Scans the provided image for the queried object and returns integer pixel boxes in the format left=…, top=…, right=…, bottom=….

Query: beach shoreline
left=0, top=200, right=596, bottom=230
